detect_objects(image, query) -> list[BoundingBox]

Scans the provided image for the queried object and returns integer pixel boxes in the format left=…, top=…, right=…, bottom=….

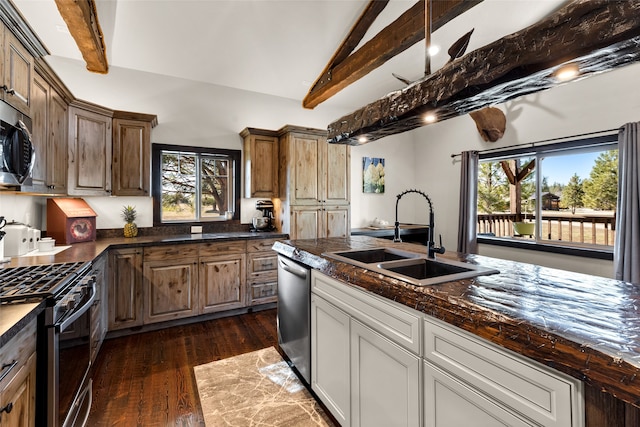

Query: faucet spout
left=394, top=189, right=445, bottom=258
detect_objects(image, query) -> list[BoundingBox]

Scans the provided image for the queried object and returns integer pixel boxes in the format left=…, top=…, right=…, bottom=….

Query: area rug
left=194, top=347, right=334, bottom=426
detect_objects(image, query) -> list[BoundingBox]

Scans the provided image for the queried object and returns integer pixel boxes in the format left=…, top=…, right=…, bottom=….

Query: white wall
left=406, top=61, right=640, bottom=278
left=349, top=132, right=420, bottom=228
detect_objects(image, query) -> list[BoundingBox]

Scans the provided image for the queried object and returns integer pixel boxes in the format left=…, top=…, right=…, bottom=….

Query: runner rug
left=194, top=346, right=334, bottom=426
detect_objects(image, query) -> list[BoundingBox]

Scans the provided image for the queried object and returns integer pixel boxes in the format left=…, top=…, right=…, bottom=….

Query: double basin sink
left=323, top=247, right=499, bottom=286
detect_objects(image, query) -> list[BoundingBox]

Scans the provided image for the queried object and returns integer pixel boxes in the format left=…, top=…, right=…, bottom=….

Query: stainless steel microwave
left=0, top=100, right=34, bottom=187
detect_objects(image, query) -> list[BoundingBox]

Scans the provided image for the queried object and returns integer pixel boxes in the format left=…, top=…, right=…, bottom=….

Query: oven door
left=48, top=278, right=96, bottom=427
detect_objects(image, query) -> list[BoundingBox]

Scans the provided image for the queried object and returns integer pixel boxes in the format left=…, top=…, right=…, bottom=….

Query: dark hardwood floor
left=88, top=309, right=278, bottom=426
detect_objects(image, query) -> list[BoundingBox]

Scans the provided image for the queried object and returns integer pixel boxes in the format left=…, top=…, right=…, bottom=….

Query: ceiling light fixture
left=428, top=45, right=440, bottom=57
left=358, top=136, right=368, bottom=144
left=423, top=113, right=437, bottom=123
left=554, top=63, right=580, bottom=81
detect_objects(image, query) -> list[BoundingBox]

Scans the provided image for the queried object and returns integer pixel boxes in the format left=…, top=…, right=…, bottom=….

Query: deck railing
left=477, top=212, right=616, bottom=246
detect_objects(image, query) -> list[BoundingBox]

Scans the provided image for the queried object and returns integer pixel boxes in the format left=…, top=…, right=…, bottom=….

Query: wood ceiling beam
left=327, top=0, right=640, bottom=145
left=303, top=0, right=482, bottom=109
left=54, top=0, right=108, bottom=74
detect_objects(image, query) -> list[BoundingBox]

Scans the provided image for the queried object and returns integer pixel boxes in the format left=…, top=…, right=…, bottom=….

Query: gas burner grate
left=0, top=262, right=88, bottom=302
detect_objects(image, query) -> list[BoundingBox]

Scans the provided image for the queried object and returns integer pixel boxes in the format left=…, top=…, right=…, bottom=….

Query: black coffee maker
left=252, top=200, right=275, bottom=231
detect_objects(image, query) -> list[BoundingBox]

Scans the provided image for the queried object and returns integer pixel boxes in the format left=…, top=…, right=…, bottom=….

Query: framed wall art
left=363, top=157, right=385, bottom=193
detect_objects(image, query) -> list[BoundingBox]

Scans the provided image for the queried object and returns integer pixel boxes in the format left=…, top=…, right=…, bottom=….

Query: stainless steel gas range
left=0, top=262, right=96, bottom=427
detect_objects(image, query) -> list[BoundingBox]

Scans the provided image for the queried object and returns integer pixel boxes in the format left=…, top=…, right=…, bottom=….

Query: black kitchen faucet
left=393, top=189, right=445, bottom=258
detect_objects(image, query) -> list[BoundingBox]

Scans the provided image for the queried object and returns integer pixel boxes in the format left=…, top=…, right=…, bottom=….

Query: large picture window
left=477, top=134, right=618, bottom=252
left=152, top=144, right=241, bottom=224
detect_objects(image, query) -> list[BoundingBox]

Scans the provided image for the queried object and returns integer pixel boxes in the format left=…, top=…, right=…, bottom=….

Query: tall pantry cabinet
left=278, top=126, right=350, bottom=239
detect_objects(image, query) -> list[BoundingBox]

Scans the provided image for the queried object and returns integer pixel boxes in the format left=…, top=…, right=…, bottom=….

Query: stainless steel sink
left=323, top=248, right=499, bottom=286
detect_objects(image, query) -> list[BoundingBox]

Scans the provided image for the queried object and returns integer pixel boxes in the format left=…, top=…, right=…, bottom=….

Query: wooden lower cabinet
left=108, top=248, right=143, bottom=330
left=0, top=320, right=37, bottom=427
left=199, top=254, right=246, bottom=314
left=247, top=238, right=279, bottom=305
left=290, top=205, right=349, bottom=239
left=90, top=253, right=108, bottom=363
left=144, top=258, right=199, bottom=323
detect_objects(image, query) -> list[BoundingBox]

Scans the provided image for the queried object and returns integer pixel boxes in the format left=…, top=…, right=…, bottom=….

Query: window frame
left=477, top=134, right=618, bottom=260
left=151, top=143, right=241, bottom=226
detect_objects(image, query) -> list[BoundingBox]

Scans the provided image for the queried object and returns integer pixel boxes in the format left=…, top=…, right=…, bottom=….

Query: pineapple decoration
left=121, top=205, right=138, bottom=238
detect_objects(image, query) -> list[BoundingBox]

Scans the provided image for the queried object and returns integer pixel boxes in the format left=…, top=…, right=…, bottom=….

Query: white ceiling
left=13, top=0, right=567, bottom=112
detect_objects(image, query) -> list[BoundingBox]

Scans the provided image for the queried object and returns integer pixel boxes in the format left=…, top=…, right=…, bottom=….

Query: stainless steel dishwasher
left=277, top=255, right=311, bottom=385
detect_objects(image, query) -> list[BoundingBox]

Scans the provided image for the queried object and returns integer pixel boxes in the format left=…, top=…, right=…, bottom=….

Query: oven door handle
left=58, top=279, right=96, bottom=331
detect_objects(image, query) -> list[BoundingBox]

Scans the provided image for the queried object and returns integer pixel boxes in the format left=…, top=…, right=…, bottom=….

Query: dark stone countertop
left=0, top=231, right=287, bottom=348
left=272, top=235, right=640, bottom=407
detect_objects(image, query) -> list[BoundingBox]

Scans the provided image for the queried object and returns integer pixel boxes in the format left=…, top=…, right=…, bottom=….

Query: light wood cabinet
left=199, top=241, right=246, bottom=314
left=143, top=245, right=199, bottom=324
left=29, top=72, right=67, bottom=193
left=1, top=27, right=33, bottom=115
left=240, top=128, right=279, bottom=198
left=68, top=101, right=113, bottom=196
left=0, top=319, right=36, bottom=427
left=290, top=205, right=350, bottom=239
left=279, top=126, right=350, bottom=239
left=246, top=238, right=279, bottom=305
left=108, top=248, right=143, bottom=331
left=112, top=113, right=156, bottom=196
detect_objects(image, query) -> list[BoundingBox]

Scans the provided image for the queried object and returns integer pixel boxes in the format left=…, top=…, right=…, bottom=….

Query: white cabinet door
left=424, top=360, right=534, bottom=427
left=351, top=319, right=421, bottom=427
left=311, top=295, right=350, bottom=426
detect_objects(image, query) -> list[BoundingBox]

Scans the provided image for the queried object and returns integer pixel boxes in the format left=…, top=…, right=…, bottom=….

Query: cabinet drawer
left=250, top=281, right=278, bottom=303
left=424, top=317, right=583, bottom=427
left=247, top=252, right=278, bottom=274
left=0, top=320, right=36, bottom=389
left=144, top=244, right=198, bottom=261
left=247, top=238, right=280, bottom=253
left=312, top=271, right=421, bottom=355
left=199, top=240, right=246, bottom=256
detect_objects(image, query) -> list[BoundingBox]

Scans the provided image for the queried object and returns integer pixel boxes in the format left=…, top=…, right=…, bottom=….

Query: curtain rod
left=450, top=128, right=619, bottom=158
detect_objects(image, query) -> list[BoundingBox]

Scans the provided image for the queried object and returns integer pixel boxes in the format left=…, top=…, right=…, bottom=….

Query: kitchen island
left=273, top=236, right=640, bottom=427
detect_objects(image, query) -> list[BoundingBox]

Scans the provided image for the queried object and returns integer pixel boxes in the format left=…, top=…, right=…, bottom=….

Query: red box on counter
left=46, top=198, right=97, bottom=244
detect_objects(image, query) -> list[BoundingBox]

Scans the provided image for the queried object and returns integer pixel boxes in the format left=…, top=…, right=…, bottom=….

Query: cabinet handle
left=0, top=360, right=17, bottom=383
left=0, top=401, right=13, bottom=418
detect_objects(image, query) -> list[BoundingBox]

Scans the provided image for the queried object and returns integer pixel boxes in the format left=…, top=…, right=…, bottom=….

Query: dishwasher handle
left=279, top=257, right=309, bottom=279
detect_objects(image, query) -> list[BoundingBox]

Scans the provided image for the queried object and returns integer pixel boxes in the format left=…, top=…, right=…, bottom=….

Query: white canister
left=28, top=228, right=41, bottom=251
left=4, top=224, right=29, bottom=257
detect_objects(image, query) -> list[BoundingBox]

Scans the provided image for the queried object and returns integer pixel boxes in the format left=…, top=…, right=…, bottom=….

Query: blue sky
left=541, top=152, right=599, bottom=185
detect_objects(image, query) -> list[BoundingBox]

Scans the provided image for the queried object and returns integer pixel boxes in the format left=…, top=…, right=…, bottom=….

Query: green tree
left=583, top=150, right=618, bottom=210
left=562, top=173, right=584, bottom=214
left=477, top=162, right=508, bottom=213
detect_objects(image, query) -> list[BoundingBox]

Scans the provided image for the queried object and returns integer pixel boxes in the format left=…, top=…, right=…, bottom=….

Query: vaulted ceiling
left=13, top=0, right=567, bottom=112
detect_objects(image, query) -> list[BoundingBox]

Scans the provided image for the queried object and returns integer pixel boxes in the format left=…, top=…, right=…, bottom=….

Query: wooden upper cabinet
left=2, top=29, right=33, bottom=115
left=240, top=128, right=279, bottom=198
left=280, top=126, right=350, bottom=206
left=323, top=142, right=350, bottom=204
left=67, top=102, right=113, bottom=196
left=112, top=114, right=155, bottom=196
left=29, top=71, right=67, bottom=193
